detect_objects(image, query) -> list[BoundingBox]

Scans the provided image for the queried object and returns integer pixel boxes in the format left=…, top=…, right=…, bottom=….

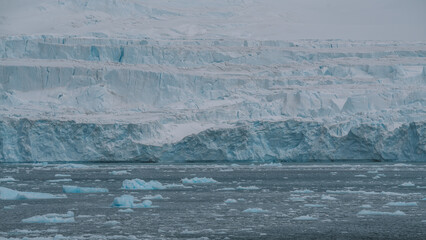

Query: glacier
left=0, top=36, right=425, bottom=163
left=0, top=0, right=425, bottom=163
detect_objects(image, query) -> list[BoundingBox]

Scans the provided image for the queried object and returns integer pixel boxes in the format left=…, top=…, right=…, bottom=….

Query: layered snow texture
left=111, top=195, right=152, bottom=208
left=21, top=211, right=75, bottom=224
left=0, top=0, right=426, bottom=164
left=0, top=35, right=425, bottom=162
left=0, top=186, right=66, bottom=200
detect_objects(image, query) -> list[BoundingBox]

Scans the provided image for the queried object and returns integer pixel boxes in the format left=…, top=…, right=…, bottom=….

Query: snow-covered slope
left=0, top=1, right=425, bottom=162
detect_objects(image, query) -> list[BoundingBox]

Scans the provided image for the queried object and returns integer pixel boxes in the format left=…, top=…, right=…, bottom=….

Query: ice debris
left=357, top=210, right=406, bottom=216
left=122, top=179, right=166, bottom=190
left=224, top=199, right=237, bottom=203
left=0, top=177, right=17, bottom=182
left=0, top=187, right=66, bottom=200
left=400, top=182, right=415, bottom=187
left=62, top=185, right=108, bottom=193
left=385, top=202, right=417, bottom=207
left=111, top=195, right=153, bottom=208
left=181, top=177, right=218, bottom=184
left=293, top=215, right=318, bottom=221
left=110, top=170, right=130, bottom=175
left=243, top=208, right=268, bottom=213
left=22, top=211, right=75, bottom=223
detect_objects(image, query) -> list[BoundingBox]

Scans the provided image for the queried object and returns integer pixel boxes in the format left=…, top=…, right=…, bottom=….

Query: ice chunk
left=357, top=210, right=406, bottom=216
left=385, top=202, right=417, bottom=207
left=321, top=195, right=337, bottom=200
left=181, top=177, right=218, bottom=184
left=111, top=195, right=153, bottom=208
left=326, top=190, right=406, bottom=196
left=47, top=179, right=72, bottom=183
left=236, top=186, right=259, bottom=190
left=224, top=199, right=237, bottom=203
left=118, top=208, right=134, bottom=213
left=142, top=194, right=165, bottom=200
left=0, top=177, right=17, bottom=182
left=122, top=179, right=166, bottom=190
left=110, top=170, right=130, bottom=175
left=62, top=185, right=108, bottom=193
left=0, top=187, right=66, bottom=200
left=291, top=189, right=314, bottom=194
left=293, top=215, right=318, bottom=221
left=243, top=208, right=268, bottom=213
left=289, top=197, right=306, bottom=202
left=55, top=174, right=71, bottom=177
left=55, top=164, right=93, bottom=169
left=400, top=182, right=415, bottom=187
left=22, top=211, right=75, bottom=223
left=104, top=220, right=120, bottom=225
left=361, top=204, right=372, bottom=208
left=304, top=204, right=325, bottom=208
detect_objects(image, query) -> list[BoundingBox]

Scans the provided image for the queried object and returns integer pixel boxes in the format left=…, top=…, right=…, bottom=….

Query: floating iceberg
left=181, top=177, right=218, bottom=184
left=111, top=195, right=153, bottom=208
left=357, top=210, right=406, bottom=216
left=224, top=199, right=237, bottom=203
left=21, top=211, right=75, bottom=223
left=0, top=177, right=16, bottom=182
left=122, top=179, right=166, bottom=190
left=142, top=194, right=165, bottom=200
left=293, top=215, right=318, bottom=221
left=243, top=208, right=268, bottom=213
left=62, top=185, right=108, bottom=193
left=0, top=187, right=66, bottom=200
left=385, top=202, right=417, bottom=207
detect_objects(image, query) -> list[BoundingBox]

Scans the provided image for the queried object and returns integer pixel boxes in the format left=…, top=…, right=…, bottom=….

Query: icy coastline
left=0, top=36, right=425, bottom=162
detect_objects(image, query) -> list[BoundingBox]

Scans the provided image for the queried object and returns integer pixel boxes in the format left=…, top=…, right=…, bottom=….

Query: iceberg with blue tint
left=122, top=179, right=166, bottom=190
left=111, top=195, right=153, bottom=208
left=0, top=186, right=66, bottom=200
left=62, top=185, right=108, bottom=193
left=181, top=177, right=218, bottom=184
left=0, top=36, right=424, bottom=163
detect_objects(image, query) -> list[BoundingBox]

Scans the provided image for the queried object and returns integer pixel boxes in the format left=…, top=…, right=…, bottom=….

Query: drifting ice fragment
left=22, top=211, right=75, bottom=223
left=122, top=179, right=166, bottom=190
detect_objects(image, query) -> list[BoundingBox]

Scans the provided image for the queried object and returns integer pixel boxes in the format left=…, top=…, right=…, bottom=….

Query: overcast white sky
left=1, top=0, right=425, bottom=40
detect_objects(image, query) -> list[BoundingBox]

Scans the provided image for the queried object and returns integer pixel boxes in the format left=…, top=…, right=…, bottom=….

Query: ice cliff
left=0, top=0, right=425, bottom=162
left=0, top=36, right=425, bottom=162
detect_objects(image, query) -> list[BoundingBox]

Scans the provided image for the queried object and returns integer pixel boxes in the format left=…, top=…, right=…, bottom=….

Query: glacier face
left=0, top=36, right=425, bottom=162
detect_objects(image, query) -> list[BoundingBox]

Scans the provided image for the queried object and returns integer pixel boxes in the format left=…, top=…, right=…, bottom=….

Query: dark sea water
left=0, top=163, right=425, bottom=239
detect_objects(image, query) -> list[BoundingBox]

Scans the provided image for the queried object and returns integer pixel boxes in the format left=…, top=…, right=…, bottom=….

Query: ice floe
left=62, top=185, right=108, bottom=193
left=243, top=208, right=268, bottom=213
left=181, top=177, right=218, bottom=184
left=357, top=210, right=406, bottom=216
left=111, top=195, right=153, bottom=208
left=21, top=211, right=75, bottom=223
left=122, top=179, right=166, bottom=190
left=0, top=187, right=66, bottom=200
